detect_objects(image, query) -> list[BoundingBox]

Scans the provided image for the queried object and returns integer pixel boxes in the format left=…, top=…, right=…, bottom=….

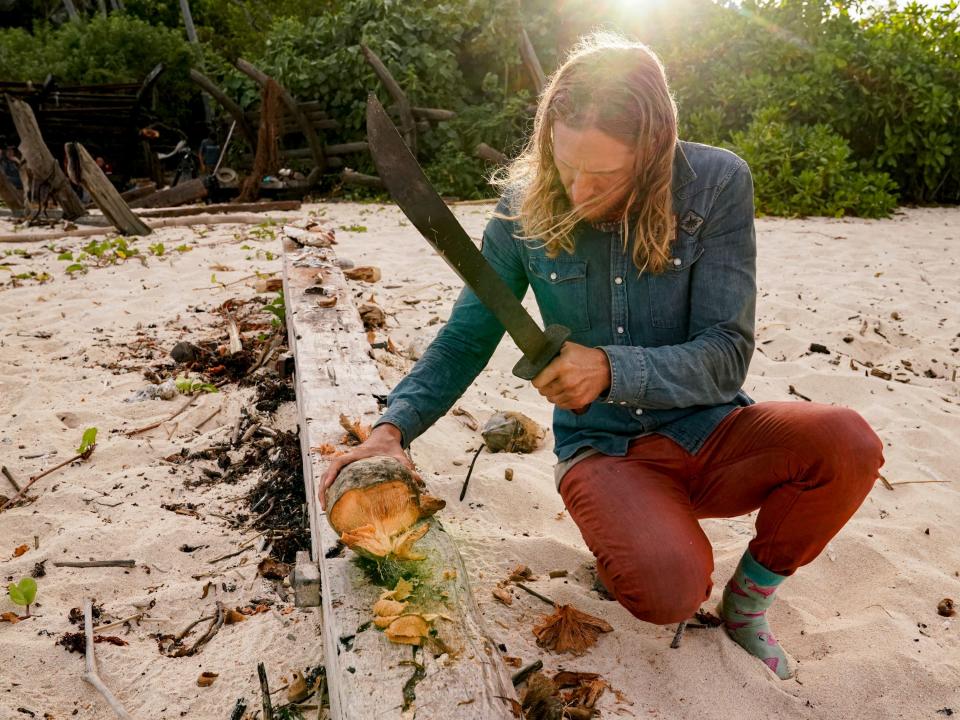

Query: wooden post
left=361, top=45, right=417, bottom=157
left=65, top=143, right=151, bottom=236
left=189, top=69, right=258, bottom=153
left=519, top=26, right=546, bottom=94
left=0, top=170, right=24, bottom=215
left=282, top=235, right=519, bottom=719
left=5, top=94, right=85, bottom=220
left=236, top=59, right=327, bottom=184
left=179, top=0, right=213, bottom=128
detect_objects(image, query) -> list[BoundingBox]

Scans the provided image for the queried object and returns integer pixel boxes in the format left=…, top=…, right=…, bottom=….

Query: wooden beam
left=189, top=69, right=258, bottom=152
left=0, top=169, right=24, bottom=215
left=128, top=177, right=208, bottom=209
left=340, top=169, right=383, bottom=189
left=281, top=235, right=518, bottom=720
left=475, top=143, right=507, bottom=165
left=137, top=200, right=300, bottom=218
left=65, top=143, right=151, bottom=236
left=236, top=58, right=327, bottom=183
left=119, top=182, right=156, bottom=204
left=361, top=45, right=417, bottom=157
left=519, top=27, right=546, bottom=94
left=4, top=94, right=85, bottom=219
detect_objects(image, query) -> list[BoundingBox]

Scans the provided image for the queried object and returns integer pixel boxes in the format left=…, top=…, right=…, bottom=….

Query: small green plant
left=263, top=290, right=285, bottom=327
left=148, top=242, right=166, bottom=257
left=77, top=427, right=97, bottom=456
left=249, top=221, right=277, bottom=241
left=7, top=578, right=37, bottom=618
left=174, top=244, right=192, bottom=253
left=64, top=263, right=87, bottom=275
left=175, top=375, right=219, bottom=395
left=340, top=224, right=368, bottom=233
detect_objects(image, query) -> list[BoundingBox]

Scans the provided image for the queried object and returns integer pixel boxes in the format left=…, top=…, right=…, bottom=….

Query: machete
left=365, top=93, right=571, bottom=381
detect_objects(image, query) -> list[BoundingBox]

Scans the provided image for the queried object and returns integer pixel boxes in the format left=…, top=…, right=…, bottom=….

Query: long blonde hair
left=491, top=31, right=678, bottom=274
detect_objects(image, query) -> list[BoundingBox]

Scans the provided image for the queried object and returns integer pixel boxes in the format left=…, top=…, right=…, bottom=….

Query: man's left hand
left=532, top=342, right=611, bottom=410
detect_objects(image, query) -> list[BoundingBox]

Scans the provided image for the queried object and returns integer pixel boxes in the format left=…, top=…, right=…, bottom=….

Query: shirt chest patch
left=679, top=209, right=704, bottom=236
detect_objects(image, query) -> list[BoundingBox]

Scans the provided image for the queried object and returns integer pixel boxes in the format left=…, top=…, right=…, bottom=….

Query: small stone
left=937, top=598, right=955, bottom=617
left=504, top=468, right=514, bottom=481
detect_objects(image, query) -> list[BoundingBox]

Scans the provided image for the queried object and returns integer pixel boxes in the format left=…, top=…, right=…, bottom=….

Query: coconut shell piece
left=532, top=604, right=613, bottom=655
left=325, top=456, right=445, bottom=561
left=481, top=411, right=544, bottom=453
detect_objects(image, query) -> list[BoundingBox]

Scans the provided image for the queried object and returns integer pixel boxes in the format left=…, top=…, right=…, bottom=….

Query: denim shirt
left=374, top=140, right=757, bottom=485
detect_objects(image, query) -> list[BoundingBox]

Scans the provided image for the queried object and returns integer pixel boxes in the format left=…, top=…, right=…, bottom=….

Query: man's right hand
left=318, top=423, right=421, bottom=511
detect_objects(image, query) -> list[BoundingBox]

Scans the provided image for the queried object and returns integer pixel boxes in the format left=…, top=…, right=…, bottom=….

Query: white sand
left=1, top=203, right=958, bottom=719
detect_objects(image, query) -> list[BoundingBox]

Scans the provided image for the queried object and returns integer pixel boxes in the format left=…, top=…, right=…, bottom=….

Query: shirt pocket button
left=549, top=272, right=558, bottom=280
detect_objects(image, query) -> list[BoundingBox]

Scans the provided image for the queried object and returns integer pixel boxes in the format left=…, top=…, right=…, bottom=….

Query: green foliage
left=77, top=427, right=98, bottom=456
left=59, top=237, right=140, bottom=275
left=7, top=578, right=37, bottom=615
left=148, top=242, right=166, bottom=257
left=730, top=108, right=898, bottom=218
left=0, top=14, right=194, bottom=126
left=263, top=290, right=285, bottom=328
left=174, top=375, right=218, bottom=395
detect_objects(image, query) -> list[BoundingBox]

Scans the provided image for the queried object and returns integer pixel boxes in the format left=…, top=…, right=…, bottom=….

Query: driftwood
left=5, top=94, right=85, bottom=219
left=519, top=26, right=546, bottom=94
left=137, top=199, right=300, bottom=219
left=83, top=598, right=133, bottom=719
left=65, top=142, right=151, bottom=236
left=340, top=169, right=384, bottom=189
left=54, top=560, right=136, bottom=568
left=119, top=182, right=156, bottom=204
left=361, top=45, right=417, bottom=156
left=282, top=234, right=518, bottom=719
left=475, top=143, right=508, bottom=165
left=128, top=177, right=208, bottom=209
left=236, top=58, right=326, bottom=183
left=0, top=213, right=291, bottom=243
left=0, top=168, right=24, bottom=214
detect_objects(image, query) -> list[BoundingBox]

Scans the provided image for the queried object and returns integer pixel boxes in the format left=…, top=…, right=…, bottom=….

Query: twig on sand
left=54, top=560, right=136, bottom=569
left=1, top=465, right=21, bottom=492
left=511, top=659, right=543, bottom=687
left=514, top=582, right=557, bottom=608
left=0, top=445, right=96, bottom=511
left=83, top=598, right=133, bottom=719
left=459, top=443, right=485, bottom=502
left=125, top=395, right=201, bottom=437
left=258, top=662, right=275, bottom=720
left=670, top=621, right=687, bottom=649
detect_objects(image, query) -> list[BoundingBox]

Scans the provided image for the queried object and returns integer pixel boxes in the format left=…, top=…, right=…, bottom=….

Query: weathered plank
left=128, top=177, right=207, bottom=209
left=5, top=94, right=85, bottom=219
left=65, top=142, right=151, bottom=236
left=282, top=235, right=518, bottom=720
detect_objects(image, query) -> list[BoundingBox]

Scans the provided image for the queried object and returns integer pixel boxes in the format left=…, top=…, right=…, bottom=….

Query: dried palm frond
left=532, top=604, right=613, bottom=655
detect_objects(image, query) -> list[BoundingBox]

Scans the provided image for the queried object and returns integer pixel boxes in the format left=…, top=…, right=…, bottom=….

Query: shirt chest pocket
left=646, top=237, right=704, bottom=329
left=527, top=256, right=591, bottom=334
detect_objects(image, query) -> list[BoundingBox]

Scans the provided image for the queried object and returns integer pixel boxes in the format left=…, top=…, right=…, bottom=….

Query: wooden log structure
left=475, top=142, right=508, bottom=165
left=519, top=26, right=546, bottom=94
left=119, top=182, right=156, bottom=204
left=340, top=169, right=384, bottom=189
left=361, top=45, right=418, bottom=157
left=65, top=142, right=151, bottom=236
left=128, top=177, right=208, bottom=209
left=236, top=58, right=327, bottom=184
left=282, top=235, right=518, bottom=719
left=4, top=94, right=85, bottom=219
left=189, top=69, right=258, bottom=152
left=0, top=168, right=24, bottom=214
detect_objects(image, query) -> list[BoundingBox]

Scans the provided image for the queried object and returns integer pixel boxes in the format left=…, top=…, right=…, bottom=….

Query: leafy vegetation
left=174, top=375, right=219, bottom=395
left=7, top=578, right=37, bottom=617
left=1, top=0, right=957, bottom=216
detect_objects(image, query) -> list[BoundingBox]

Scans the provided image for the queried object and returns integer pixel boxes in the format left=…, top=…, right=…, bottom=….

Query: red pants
left=558, top=402, right=884, bottom=625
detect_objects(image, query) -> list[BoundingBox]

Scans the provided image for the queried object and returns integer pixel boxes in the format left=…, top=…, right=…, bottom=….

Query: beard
left=569, top=184, right=633, bottom=223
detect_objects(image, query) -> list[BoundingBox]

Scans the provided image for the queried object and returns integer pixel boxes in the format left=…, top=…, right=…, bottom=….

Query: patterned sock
left=718, top=550, right=794, bottom=679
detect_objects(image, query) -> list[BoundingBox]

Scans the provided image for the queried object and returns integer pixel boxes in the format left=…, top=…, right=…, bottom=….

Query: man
left=321, top=32, right=884, bottom=680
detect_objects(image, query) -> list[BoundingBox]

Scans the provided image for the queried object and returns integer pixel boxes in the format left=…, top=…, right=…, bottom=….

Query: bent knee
left=798, top=406, right=884, bottom=477
left=610, top=562, right=713, bottom=625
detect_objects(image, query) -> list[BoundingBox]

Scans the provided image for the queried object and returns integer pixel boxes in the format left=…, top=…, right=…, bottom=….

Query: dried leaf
left=12, top=544, right=29, bottom=557
left=287, top=670, right=309, bottom=702
left=373, top=598, right=408, bottom=617
left=1, top=611, right=21, bottom=624
left=224, top=609, right=248, bottom=625
left=344, top=266, right=381, bottom=283
left=258, top=558, right=292, bottom=580
left=508, top=564, right=536, bottom=582
left=383, top=578, right=414, bottom=601
left=197, top=671, right=219, bottom=687
left=532, top=604, right=613, bottom=655
left=492, top=586, right=514, bottom=606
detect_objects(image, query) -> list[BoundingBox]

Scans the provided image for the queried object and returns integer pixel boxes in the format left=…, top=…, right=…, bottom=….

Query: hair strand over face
left=490, top=31, right=678, bottom=275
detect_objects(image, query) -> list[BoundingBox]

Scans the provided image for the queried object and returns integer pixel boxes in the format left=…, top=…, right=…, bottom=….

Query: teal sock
left=718, top=550, right=794, bottom=680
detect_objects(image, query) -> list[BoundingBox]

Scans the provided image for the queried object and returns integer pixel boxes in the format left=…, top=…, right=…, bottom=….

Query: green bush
left=731, top=109, right=898, bottom=217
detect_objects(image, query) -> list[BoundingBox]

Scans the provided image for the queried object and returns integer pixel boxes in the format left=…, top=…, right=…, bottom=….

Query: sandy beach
left=1, top=202, right=958, bottom=719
